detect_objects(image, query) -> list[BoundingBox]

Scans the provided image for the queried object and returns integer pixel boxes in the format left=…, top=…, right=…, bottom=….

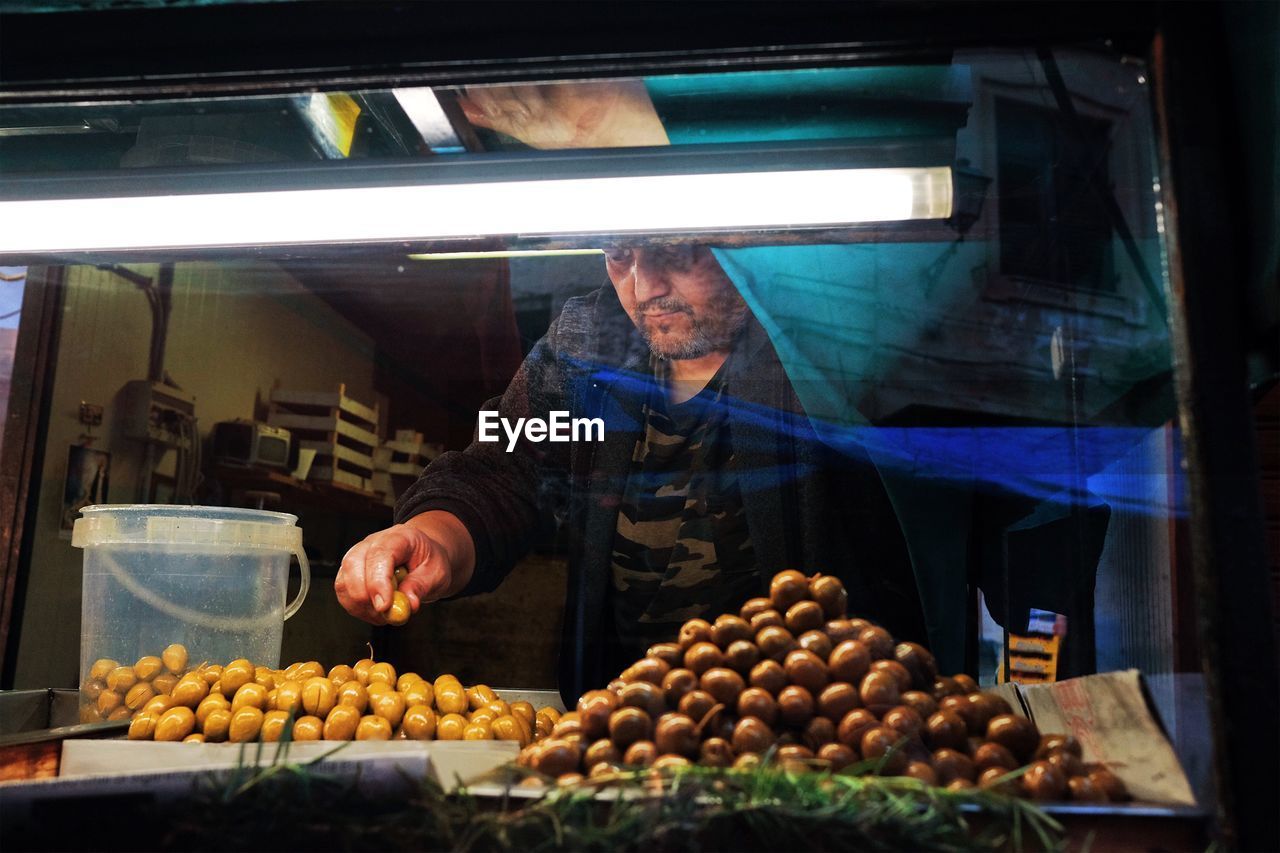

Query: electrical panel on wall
left=118, top=380, right=196, bottom=449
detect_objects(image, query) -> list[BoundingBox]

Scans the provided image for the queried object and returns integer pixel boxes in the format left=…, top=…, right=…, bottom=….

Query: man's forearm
left=404, top=510, right=476, bottom=599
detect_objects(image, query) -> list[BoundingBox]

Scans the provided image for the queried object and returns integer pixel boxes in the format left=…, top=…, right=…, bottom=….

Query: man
left=336, top=241, right=927, bottom=699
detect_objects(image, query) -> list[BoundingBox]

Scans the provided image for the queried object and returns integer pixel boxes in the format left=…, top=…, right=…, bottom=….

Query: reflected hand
left=457, top=80, right=669, bottom=149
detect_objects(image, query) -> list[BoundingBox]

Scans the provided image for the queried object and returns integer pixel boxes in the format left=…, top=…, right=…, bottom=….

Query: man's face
left=604, top=244, right=749, bottom=359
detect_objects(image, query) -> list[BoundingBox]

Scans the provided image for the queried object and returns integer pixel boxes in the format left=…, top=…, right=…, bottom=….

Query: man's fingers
left=363, top=528, right=424, bottom=613
left=399, top=562, right=450, bottom=611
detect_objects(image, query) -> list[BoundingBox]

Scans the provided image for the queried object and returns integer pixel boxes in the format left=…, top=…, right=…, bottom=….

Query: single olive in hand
left=808, top=574, right=848, bottom=619
left=769, top=570, right=810, bottom=612
left=661, top=668, right=698, bottom=709
left=386, top=590, right=412, bottom=626
left=857, top=626, right=895, bottom=660
left=678, top=618, right=715, bottom=650
left=986, top=714, right=1040, bottom=762
left=777, top=685, right=815, bottom=728
left=1022, top=760, right=1067, bottom=801
left=653, top=713, right=700, bottom=758
left=748, top=659, right=788, bottom=695
left=816, top=682, right=861, bottom=722
left=869, top=659, right=913, bottom=693
left=828, top=640, right=872, bottom=684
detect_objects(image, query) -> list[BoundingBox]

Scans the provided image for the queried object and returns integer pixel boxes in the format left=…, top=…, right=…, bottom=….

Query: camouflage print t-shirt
left=609, top=357, right=758, bottom=665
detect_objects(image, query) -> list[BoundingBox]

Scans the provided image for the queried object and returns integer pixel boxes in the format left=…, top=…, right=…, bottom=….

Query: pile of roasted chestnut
left=518, top=570, right=1129, bottom=802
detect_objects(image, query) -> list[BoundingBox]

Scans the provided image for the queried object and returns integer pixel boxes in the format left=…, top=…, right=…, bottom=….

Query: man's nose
left=632, top=251, right=672, bottom=304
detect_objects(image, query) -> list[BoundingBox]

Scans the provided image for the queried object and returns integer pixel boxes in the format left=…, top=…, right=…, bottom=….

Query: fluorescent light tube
left=0, top=166, right=951, bottom=254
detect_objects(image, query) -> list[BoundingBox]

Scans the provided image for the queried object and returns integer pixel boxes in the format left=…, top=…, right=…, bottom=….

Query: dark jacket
left=396, top=284, right=926, bottom=702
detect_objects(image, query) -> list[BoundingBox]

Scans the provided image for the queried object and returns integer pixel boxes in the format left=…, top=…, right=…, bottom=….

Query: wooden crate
left=268, top=384, right=379, bottom=493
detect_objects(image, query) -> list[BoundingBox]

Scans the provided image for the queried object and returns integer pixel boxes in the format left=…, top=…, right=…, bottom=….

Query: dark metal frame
left=0, top=1, right=1274, bottom=847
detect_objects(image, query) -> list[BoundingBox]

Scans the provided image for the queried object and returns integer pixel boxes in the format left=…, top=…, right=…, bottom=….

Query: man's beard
left=633, top=289, right=750, bottom=360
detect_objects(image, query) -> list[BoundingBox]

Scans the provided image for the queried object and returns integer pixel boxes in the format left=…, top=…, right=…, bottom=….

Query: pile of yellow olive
left=84, top=648, right=557, bottom=744
left=518, top=570, right=1130, bottom=803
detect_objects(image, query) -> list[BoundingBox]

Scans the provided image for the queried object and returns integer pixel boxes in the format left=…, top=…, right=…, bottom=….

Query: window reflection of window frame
left=967, top=59, right=1155, bottom=328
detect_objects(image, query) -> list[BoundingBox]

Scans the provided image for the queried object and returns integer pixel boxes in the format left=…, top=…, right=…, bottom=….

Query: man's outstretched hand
left=335, top=511, right=476, bottom=624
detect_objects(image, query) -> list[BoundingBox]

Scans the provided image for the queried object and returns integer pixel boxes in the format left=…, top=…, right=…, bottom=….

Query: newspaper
left=1017, top=669, right=1197, bottom=807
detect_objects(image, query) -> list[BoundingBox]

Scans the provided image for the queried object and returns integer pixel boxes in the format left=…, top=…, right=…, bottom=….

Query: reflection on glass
left=4, top=52, right=1187, bottom=747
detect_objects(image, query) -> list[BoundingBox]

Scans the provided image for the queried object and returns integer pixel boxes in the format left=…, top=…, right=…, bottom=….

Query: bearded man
left=336, top=243, right=926, bottom=698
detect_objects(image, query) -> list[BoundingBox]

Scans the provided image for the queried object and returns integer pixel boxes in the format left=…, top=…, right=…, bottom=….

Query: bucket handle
left=100, top=545, right=311, bottom=634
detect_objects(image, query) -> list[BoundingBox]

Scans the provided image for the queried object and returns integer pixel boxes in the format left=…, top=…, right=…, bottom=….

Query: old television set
left=211, top=419, right=292, bottom=469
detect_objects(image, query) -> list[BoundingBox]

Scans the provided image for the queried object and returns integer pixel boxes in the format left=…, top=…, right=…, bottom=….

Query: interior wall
left=11, top=261, right=377, bottom=688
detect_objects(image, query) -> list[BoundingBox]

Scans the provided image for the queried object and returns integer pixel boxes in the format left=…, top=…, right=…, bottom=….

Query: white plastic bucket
left=72, top=505, right=310, bottom=706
